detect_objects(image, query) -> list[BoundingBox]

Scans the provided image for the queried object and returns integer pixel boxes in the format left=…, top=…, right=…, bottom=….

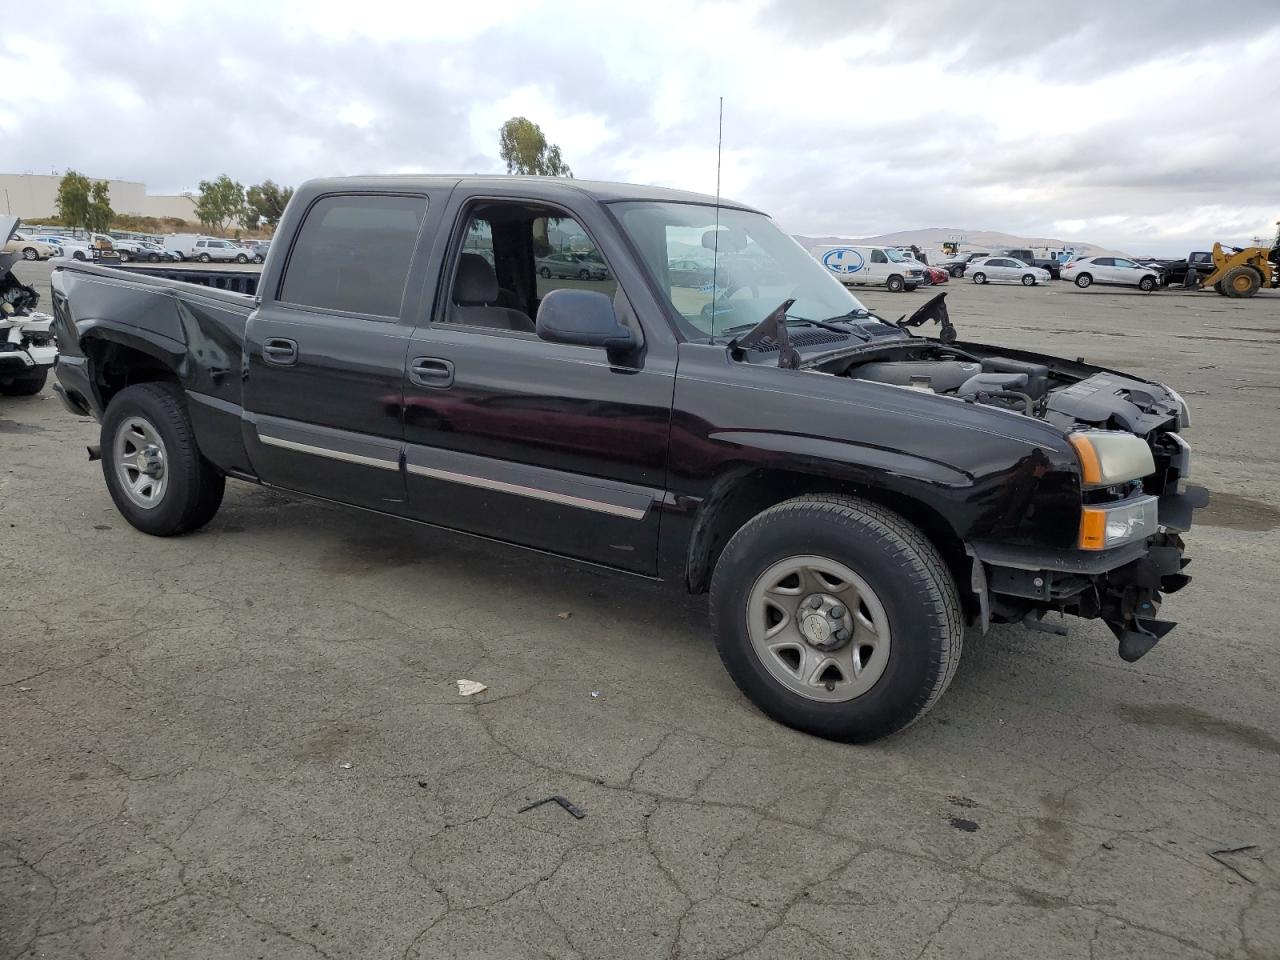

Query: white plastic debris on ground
left=456, top=679, right=487, bottom=697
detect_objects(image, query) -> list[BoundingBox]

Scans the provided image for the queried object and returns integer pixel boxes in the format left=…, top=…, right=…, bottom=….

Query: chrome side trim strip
left=405, top=463, right=647, bottom=520
left=258, top=433, right=401, bottom=471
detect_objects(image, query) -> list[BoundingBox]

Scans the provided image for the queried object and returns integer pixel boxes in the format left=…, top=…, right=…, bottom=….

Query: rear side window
left=279, top=194, right=427, bottom=318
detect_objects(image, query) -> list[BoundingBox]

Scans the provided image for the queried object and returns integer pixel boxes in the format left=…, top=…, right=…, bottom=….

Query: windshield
left=884, top=248, right=907, bottom=262
left=612, top=201, right=869, bottom=341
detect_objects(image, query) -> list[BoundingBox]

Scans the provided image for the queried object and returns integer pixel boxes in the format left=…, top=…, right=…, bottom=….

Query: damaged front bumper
left=967, top=481, right=1209, bottom=662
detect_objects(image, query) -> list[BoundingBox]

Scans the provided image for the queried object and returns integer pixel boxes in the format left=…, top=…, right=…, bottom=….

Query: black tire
left=73, top=251, right=87, bottom=261
left=119, top=252, right=131, bottom=263
left=148, top=253, right=161, bottom=263
left=236, top=253, right=249, bottom=264
left=710, top=494, right=963, bottom=743
left=1021, top=274, right=1036, bottom=286
left=1074, top=273, right=1093, bottom=288
left=972, top=272, right=986, bottom=284
left=100, top=383, right=225, bottom=537
left=577, top=268, right=591, bottom=280
left=198, top=253, right=212, bottom=263
left=1138, top=275, right=1156, bottom=292
left=886, top=275, right=905, bottom=292
left=1221, top=266, right=1261, bottom=298
left=539, top=267, right=552, bottom=278
left=0, top=368, right=48, bottom=396
left=22, top=247, right=38, bottom=261
left=1212, top=280, right=1225, bottom=295
left=950, top=266, right=964, bottom=278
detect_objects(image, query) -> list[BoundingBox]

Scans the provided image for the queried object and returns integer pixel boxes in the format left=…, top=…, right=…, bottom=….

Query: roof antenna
left=710, top=96, right=724, bottom=340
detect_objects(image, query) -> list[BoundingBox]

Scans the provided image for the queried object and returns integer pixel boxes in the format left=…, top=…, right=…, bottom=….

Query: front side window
left=440, top=202, right=617, bottom=334
left=871, top=249, right=888, bottom=264
left=279, top=194, right=426, bottom=317
left=613, top=201, right=869, bottom=342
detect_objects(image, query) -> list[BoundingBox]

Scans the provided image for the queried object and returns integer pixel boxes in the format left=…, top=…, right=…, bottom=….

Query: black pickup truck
left=49, top=176, right=1206, bottom=743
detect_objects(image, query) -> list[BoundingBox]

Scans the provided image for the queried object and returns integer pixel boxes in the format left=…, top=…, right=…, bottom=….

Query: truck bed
left=65, top=261, right=262, bottom=298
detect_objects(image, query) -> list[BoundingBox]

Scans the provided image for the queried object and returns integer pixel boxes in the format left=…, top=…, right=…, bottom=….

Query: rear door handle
left=410, top=356, right=454, bottom=389
left=263, top=338, right=298, bottom=365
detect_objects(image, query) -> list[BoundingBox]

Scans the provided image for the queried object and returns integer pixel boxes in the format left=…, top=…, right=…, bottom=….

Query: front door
left=242, top=192, right=429, bottom=510
left=401, top=196, right=675, bottom=574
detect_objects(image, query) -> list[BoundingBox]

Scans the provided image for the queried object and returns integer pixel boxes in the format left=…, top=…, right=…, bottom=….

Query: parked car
left=668, top=258, right=713, bottom=287
left=536, top=251, right=607, bottom=280
left=2, top=226, right=60, bottom=261
left=908, top=258, right=949, bottom=285
left=33, top=235, right=96, bottom=261
left=50, top=175, right=1204, bottom=744
left=163, top=234, right=252, bottom=263
left=967, top=257, right=1051, bottom=286
left=1061, top=256, right=1161, bottom=291
left=112, top=239, right=178, bottom=263
left=937, top=252, right=990, bottom=278
left=246, top=240, right=271, bottom=263
left=811, top=244, right=924, bottom=292
left=996, top=248, right=1062, bottom=280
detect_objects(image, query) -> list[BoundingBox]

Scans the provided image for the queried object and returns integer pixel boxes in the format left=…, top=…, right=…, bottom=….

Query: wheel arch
left=80, top=324, right=186, bottom=411
left=684, top=465, right=973, bottom=617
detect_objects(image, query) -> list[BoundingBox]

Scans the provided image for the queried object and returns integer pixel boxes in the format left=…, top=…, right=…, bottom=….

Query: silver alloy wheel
left=746, top=555, right=892, bottom=703
left=114, top=416, right=169, bottom=509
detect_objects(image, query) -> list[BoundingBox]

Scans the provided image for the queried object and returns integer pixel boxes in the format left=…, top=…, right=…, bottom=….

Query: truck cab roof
left=297, top=175, right=763, bottom=214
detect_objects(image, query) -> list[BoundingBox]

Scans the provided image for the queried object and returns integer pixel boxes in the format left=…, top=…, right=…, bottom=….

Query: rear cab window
left=278, top=193, right=427, bottom=318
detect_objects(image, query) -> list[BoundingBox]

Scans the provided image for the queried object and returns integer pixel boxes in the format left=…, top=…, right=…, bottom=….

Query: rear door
left=1091, top=257, right=1117, bottom=283
left=400, top=190, right=676, bottom=574
left=241, top=192, right=432, bottom=511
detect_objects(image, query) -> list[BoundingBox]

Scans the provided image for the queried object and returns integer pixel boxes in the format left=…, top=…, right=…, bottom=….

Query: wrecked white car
left=1, top=215, right=57, bottom=396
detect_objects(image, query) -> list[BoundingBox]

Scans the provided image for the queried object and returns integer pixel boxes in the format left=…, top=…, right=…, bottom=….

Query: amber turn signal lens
left=1078, top=508, right=1107, bottom=550
left=1069, top=433, right=1102, bottom=486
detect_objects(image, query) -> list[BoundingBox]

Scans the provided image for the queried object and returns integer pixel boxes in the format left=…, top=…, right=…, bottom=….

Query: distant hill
left=794, top=227, right=1123, bottom=258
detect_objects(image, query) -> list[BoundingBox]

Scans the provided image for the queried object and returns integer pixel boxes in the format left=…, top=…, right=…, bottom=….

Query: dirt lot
left=3, top=261, right=1279, bottom=959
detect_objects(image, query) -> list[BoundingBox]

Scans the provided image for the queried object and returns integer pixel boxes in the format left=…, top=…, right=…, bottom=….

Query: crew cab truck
left=49, top=176, right=1206, bottom=743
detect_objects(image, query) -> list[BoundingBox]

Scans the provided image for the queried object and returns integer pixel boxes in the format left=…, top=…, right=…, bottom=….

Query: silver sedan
left=967, top=257, right=1051, bottom=286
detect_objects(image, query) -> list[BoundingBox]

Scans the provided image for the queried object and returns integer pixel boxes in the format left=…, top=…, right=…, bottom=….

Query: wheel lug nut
left=807, top=596, right=823, bottom=609
left=834, top=628, right=849, bottom=642
left=829, top=604, right=845, bottom=619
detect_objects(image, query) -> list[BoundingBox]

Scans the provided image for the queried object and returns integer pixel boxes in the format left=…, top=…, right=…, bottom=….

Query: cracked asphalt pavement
left=2, top=261, right=1279, bottom=958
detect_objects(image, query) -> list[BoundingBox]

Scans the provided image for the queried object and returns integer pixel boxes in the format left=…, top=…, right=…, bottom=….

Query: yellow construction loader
left=1202, top=241, right=1279, bottom=298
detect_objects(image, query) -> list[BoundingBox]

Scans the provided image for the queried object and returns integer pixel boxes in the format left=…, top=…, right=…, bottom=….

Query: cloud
left=1, top=1, right=1276, bottom=254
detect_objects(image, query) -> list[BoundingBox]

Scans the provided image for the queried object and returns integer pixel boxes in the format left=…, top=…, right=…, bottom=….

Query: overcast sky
left=2, top=0, right=1277, bottom=254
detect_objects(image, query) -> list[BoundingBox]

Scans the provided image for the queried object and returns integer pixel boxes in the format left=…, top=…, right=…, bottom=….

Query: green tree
left=55, top=171, right=93, bottom=229
left=85, top=180, right=113, bottom=234
left=194, top=174, right=247, bottom=232
left=245, top=180, right=294, bottom=229
left=498, top=117, right=573, bottom=177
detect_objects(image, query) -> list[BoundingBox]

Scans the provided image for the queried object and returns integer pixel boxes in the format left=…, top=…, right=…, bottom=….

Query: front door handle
left=263, top=338, right=298, bottom=365
left=410, top=356, right=454, bottom=389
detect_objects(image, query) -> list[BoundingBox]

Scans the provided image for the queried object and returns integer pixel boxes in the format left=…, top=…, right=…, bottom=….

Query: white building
left=0, top=174, right=196, bottom=222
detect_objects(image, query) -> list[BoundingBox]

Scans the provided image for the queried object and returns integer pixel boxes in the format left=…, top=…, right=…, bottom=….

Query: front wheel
left=1021, top=274, right=1036, bottom=286
left=148, top=253, right=161, bottom=263
left=100, top=383, right=225, bottom=537
left=539, top=267, right=551, bottom=278
left=1138, top=275, right=1156, bottom=292
left=577, top=268, right=591, bottom=280
left=950, top=266, right=964, bottom=278
left=73, top=251, right=87, bottom=261
left=886, top=275, right=905, bottom=292
left=711, top=494, right=963, bottom=743
left=1074, top=273, right=1093, bottom=288
left=236, top=253, right=249, bottom=264
left=972, top=272, right=986, bottom=284
left=22, top=247, right=38, bottom=261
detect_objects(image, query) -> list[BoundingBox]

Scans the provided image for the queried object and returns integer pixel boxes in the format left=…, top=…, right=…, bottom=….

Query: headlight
left=1079, top=494, right=1158, bottom=550
left=1067, top=431, right=1155, bottom=488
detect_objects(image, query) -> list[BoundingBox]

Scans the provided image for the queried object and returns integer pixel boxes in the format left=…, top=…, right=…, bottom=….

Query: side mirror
left=536, top=289, right=636, bottom=355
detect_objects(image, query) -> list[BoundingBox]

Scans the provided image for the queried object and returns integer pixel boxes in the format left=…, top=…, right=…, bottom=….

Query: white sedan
left=967, top=257, right=1051, bottom=286
left=1060, top=256, right=1160, bottom=291
left=33, top=235, right=96, bottom=261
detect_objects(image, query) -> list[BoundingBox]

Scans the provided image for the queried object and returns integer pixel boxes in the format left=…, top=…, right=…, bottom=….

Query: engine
left=841, top=350, right=1053, bottom=417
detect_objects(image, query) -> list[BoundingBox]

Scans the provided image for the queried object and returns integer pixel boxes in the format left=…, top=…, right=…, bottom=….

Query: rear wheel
left=148, top=253, right=161, bottom=263
left=1222, top=266, right=1261, bottom=298
left=198, top=253, right=212, bottom=263
left=0, top=368, right=48, bottom=396
left=710, top=494, right=963, bottom=743
left=1021, top=274, right=1036, bottom=286
left=539, top=267, right=551, bottom=278
left=1074, top=273, right=1093, bottom=288
left=119, top=252, right=131, bottom=263
left=886, top=275, right=905, bottom=292
left=972, top=272, right=986, bottom=284
left=950, top=266, right=964, bottom=278
left=1138, top=275, right=1156, bottom=292
left=100, top=383, right=225, bottom=536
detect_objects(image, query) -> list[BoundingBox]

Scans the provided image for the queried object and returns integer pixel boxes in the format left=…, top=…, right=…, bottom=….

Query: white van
left=810, top=244, right=924, bottom=292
